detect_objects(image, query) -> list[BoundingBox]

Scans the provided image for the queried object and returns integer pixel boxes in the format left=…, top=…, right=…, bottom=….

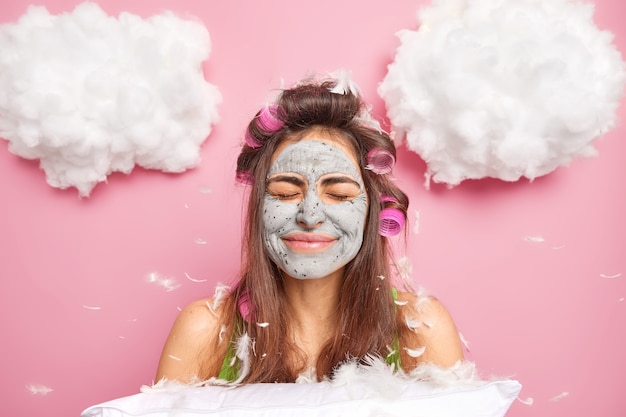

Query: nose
left=296, top=191, right=325, bottom=228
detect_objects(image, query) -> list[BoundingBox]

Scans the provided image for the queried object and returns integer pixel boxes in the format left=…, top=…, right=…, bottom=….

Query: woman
left=156, top=75, right=464, bottom=384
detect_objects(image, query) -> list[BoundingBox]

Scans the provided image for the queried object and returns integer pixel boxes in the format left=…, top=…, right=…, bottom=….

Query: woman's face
left=262, top=133, right=367, bottom=280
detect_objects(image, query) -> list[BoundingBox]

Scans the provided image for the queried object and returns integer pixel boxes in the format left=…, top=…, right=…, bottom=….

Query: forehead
left=268, top=139, right=361, bottom=178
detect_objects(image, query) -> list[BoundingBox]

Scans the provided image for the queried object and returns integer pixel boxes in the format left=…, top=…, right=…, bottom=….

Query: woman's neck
left=283, top=269, right=341, bottom=324
left=282, top=269, right=343, bottom=359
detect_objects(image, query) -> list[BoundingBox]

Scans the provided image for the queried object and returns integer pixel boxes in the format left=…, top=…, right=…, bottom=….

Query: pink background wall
left=1, top=1, right=624, bottom=416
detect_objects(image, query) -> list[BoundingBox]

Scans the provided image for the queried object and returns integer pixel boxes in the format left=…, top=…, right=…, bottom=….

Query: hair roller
left=380, top=195, right=398, bottom=204
left=378, top=195, right=404, bottom=237
left=238, top=289, right=252, bottom=322
left=257, top=105, right=284, bottom=132
left=235, top=169, right=254, bottom=185
left=366, top=147, right=395, bottom=175
left=379, top=207, right=405, bottom=237
left=244, top=131, right=263, bottom=149
left=244, top=105, right=284, bottom=149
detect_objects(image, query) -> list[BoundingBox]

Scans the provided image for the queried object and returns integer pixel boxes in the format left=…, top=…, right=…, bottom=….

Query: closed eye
left=326, top=193, right=350, bottom=201
left=273, top=192, right=301, bottom=200
left=319, top=175, right=362, bottom=204
left=266, top=174, right=306, bottom=202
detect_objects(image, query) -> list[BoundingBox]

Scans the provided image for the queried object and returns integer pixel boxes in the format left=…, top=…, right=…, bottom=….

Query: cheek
left=328, top=199, right=368, bottom=234
left=263, top=199, right=298, bottom=233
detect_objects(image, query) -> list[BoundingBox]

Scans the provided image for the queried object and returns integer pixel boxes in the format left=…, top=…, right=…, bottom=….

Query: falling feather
left=395, top=256, right=413, bottom=285
left=205, top=300, right=216, bottom=316
left=405, top=316, right=421, bottom=331
left=211, top=284, right=231, bottom=312
left=459, top=332, right=471, bottom=352
left=404, top=346, right=426, bottom=358
left=26, top=384, right=53, bottom=395
left=218, top=325, right=227, bottom=344
left=328, top=69, right=359, bottom=96
left=414, top=295, right=431, bottom=313
left=518, top=396, right=535, bottom=406
left=550, top=392, right=569, bottom=402
left=146, top=272, right=180, bottom=291
left=412, top=210, right=420, bottom=235
left=231, top=333, right=252, bottom=384
left=185, top=272, right=207, bottom=283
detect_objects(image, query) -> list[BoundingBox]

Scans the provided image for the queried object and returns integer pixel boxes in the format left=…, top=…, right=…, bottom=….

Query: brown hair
left=219, top=78, right=409, bottom=382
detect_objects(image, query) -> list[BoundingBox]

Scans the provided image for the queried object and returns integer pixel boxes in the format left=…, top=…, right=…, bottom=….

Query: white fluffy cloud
left=379, top=0, right=626, bottom=187
left=0, top=2, right=221, bottom=196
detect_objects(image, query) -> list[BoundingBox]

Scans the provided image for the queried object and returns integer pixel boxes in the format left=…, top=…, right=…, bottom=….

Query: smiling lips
left=281, top=233, right=338, bottom=253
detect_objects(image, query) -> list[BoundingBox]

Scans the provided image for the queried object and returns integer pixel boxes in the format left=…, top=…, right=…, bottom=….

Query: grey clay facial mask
left=263, top=140, right=367, bottom=279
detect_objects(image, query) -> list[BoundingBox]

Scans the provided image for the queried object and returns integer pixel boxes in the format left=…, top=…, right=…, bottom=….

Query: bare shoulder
left=172, top=298, right=223, bottom=335
left=396, top=290, right=464, bottom=369
left=155, top=297, right=230, bottom=383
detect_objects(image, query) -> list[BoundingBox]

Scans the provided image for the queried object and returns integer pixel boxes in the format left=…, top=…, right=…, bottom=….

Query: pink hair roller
left=245, top=131, right=263, bottom=148
left=379, top=207, right=405, bottom=237
left=366, top=148, right=395, bottom=175
left=258, top=105, right=284, bottom=132
left=238, top=289, right=252, bottom=322
left=235, top=170, right=254, bottom=185
left=380, top=195, right=398, bottom=204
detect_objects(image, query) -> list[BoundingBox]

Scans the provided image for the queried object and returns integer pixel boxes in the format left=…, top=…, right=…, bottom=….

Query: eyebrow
left=266, top=175, right=306, bottom=187
left=320, top=176, right=360, bottom=188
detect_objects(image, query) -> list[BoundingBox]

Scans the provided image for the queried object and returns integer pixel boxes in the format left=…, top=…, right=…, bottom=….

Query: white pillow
left=81, top=379, right=521, bottom=417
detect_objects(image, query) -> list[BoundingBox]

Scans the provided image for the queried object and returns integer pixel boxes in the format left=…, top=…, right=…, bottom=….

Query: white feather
left=414, top=295, right=431, bottom=313
left=184, top=272, right=207, bottom=283
left=146, top=272, right=180, bottom=292
left=210, top=284, right=231, bottom=314
left=26, top=384, right=53, bottom=395
left=404, top=346, right=426, bottom=358
left=328, top=69, right=359, bottom=96
left=218, top=325, right=227, bottom=344
left=550, top=391, right=569, bottom=402
left=231, top=332, right=251, bottom=384
left=333, top=356, right=481, bottom=394
left=517, top=396, right=535, bottom=406
left=405, top=316, right=421, bottom=331
left=459, top=332, right=471, bottom=352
